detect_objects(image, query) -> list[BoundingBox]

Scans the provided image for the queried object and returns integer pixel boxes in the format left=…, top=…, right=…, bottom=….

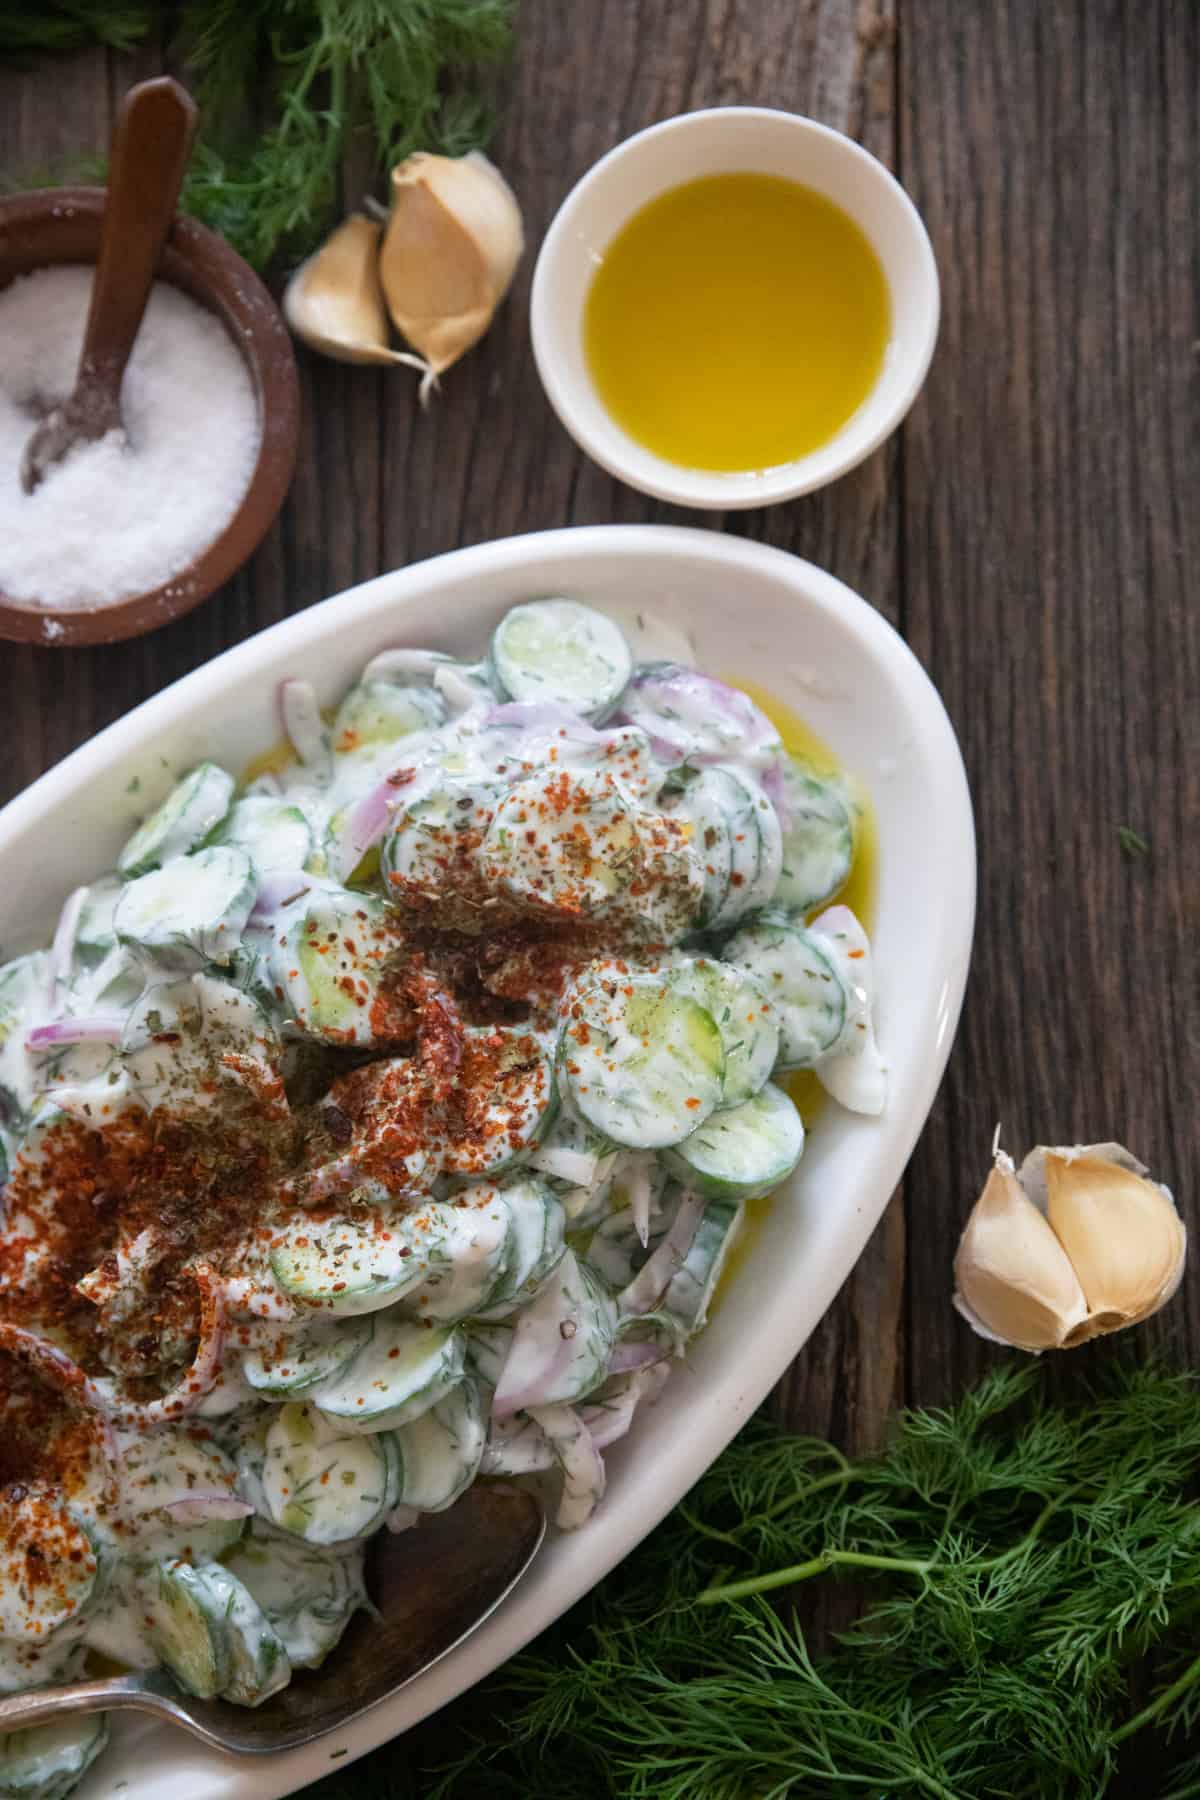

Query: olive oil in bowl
left=584, top=172, right=890, bottom=474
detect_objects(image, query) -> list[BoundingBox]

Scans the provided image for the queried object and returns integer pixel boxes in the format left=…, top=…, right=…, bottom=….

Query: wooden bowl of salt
left=0, top=188, right=299, bottom=647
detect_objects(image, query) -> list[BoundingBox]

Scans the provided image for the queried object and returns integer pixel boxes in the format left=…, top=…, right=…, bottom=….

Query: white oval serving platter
left=0, top=525, right=975, bottom=1800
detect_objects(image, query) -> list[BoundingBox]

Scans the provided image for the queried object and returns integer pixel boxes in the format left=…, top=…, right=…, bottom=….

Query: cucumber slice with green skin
left=118, top=763, right=236, bottom=878
left=724, top=920, right=848, bottom=1070
left=262, top=1403, right=400, bottom=1544
left=662, top=1198, right=742, bottom=1336
left=0, top=1494, right=97, bottom=1641
left=473, top=1176, right=566, bottom=1319
left=213, top=1567, right=292, bottom=1705
left=224, top=1523, right=367, bottom=1671
left=490, top=600, right=633, bottom=722
left=73, top=877, right=122, bottom=960
left=394, top=1377, right=486, bottom=1511
left=0, top=1716, right=107, bottom=1800
left=271, top=888, right=399, bottom=1046
left=241, top=1317, right=372, bottom=1399
left=217, top=796, right=313, bottom=874
left=399, top=1192, right=514, bottom=1324
left=114, top=846, right=256, bottom=970
left=311, top=1319, right=465, bottom=1434
left=439, top=1032, right=557, bottom=1182
left=380, top=774, right=499, bottom=900
left=269, top=1211, right=430, bottom=1316
left=115, top=1425, right=247, bottom=1565
left=331, top=679, right=445, bottom=755
left=119, top=973, right=278, bottom=1112
left=146, top=1560, right=233, bottom=1698
left=481, top=769, right=646, bottom=915
left=707, top=766, right=782, bottom=927
left=664, top=1081, right=805, bottom=1200
left=463, top=1322, right=512, bottom=1388
left=771, top=759, right=855, bottom=913
left=667, top=958, right=779, bottom=1107
left=558, top=970, right=724, bottom=1150
left=0, top=952, right=48, bottom=1122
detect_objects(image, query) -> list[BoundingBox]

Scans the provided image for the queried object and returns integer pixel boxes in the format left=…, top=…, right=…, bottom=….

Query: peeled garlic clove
left=953, top=1157, right=1091, bottom=1352
left=1043, top=1151, right=1186, bottom=1334
left=284, top=214, right=424, bottom=368
left=379, top=151, right=524, bottom=398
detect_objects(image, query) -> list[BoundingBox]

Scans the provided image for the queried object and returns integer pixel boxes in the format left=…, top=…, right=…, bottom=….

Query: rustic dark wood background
left=1, top=0, right=1196, bottom=1465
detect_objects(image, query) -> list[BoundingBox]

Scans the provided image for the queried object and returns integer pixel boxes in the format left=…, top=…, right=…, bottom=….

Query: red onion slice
left=0, top=1321, right=110, bottom=1416
left=279, top=678, right=330, bottom=772
left=26, top=1015, right=125, bottom=1052
left=47, top=886, right=88, bottom=1006
left=618, top=1189, right=706, bottom=1317
left=162, top=1495, right=254, bottom=1524
left=528, top=1402, right=606, bottom=1530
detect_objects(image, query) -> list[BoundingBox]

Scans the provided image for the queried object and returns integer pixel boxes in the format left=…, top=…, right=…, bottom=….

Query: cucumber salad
left=0, top=598, right=885, bottom=1795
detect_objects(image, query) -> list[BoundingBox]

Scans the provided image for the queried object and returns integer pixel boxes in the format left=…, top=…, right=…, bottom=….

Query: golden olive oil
left=712, top=681, right=879, bottom=1313
left=584, top=172, right=891, bottom=472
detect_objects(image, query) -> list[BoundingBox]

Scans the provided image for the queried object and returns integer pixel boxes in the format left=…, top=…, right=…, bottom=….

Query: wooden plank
left=900, top=0, right=1200, bottom=1404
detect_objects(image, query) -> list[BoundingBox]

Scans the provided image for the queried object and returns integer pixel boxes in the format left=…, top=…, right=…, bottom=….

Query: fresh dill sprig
left=308, top=1360, right=1200, bottom=1800
left=1, top=0, right=515, bottom=269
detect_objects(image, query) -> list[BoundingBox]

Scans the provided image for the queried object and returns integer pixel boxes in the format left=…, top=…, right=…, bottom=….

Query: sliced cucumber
left=146, top=1560, right=233, bottom=1698
left=117, top=763, right=235, bottom=877
left=114, top=846, right=256, bottom=969
left=664, top=1081, right=805, bottom=1200
left=241, top=1317, right=372, bottom=1399
left=440, top=1031, right=556, bottom=1181
left=482, top=769, right=645, bottom=915
left=0, top=952, right=48, bottom=1122
left=558, top=969, right=724, bottom=1149
left=262, top=1403, right=400, bottom=1544
left=493, top=1250, right=616, bottom=1415
left=0, top=1494, right=96, bottom=1641
left=0, top=1716, right=107, bottom=1800
left=114, top=1425, right=247, bottom=1565
left=474, top=1176, right=565, bottom=1318
left=398, top=1193, right=513, bottom=1324
left=224, top=1523, right=367, bottom=1670
left=724, top=920, right=848, bottom=1070
left=331, top=678, right=445, bottom=754
left=463, top=1321, right=512, bottom=1388
left=310, top=1318, right=465, bottom=1433
left=662, top=1198, right=742, bottom=1335
left=269, top=1210, right=428, bottom=1316
left=217, top=796, right=313, bottom=873
left=73, top=877, right=122, bottom=959
left=380, top=774, right=498, bottom=902
left=214, top=1568, right=292, bottom=1706
left=270, top=886, right=399, bottom=1045
left=490, top=600, right=632, bottom=721
left=667, top=957, right=779, bottom=1107
left=772, top=758, right=855, bottom=913
left=394, top=1377, right=486, bottom=1511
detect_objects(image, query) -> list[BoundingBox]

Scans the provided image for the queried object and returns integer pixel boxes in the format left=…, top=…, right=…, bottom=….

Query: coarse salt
left=0, top=267, right=261, bottom=612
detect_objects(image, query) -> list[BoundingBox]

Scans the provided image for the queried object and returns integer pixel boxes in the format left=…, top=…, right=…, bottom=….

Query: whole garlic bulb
left=953, top=1138, right=1185, bottom=1352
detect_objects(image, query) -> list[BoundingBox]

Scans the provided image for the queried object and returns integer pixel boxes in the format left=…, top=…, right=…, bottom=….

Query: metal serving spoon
left=0, top=1485, right=543, bottom=1755
left=20, top=76, right=198, bottom=494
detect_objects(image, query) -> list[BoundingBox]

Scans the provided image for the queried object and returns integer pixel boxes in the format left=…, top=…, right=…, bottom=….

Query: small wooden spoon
left=20, top=76, right=198, bottom=494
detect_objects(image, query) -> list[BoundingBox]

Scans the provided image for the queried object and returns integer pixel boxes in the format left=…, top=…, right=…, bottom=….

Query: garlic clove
left=284, top=214, right=424, bottom=368
left=1043, top=1152, right=1186, bottom=1337
left=379, top=151, right=524, bottom=399
left=953, top=1157, right=1091, bottom=1352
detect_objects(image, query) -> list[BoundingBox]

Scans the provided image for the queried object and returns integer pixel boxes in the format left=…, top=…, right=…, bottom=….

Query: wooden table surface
left=1, top=0, right=1196, bottom=1473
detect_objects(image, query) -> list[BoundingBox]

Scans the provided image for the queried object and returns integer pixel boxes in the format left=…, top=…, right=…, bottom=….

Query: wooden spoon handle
left=78, top=76, right=199, bottom=409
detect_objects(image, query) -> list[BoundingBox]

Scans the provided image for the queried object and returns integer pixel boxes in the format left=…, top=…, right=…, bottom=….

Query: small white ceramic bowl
left=531, top=108, right=940, bottom=509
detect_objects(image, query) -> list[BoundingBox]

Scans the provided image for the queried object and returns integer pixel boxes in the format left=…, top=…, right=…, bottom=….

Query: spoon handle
left=77, top=76, right=199, bottom=417
left=0, top=1671, right=165, bottom=1731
